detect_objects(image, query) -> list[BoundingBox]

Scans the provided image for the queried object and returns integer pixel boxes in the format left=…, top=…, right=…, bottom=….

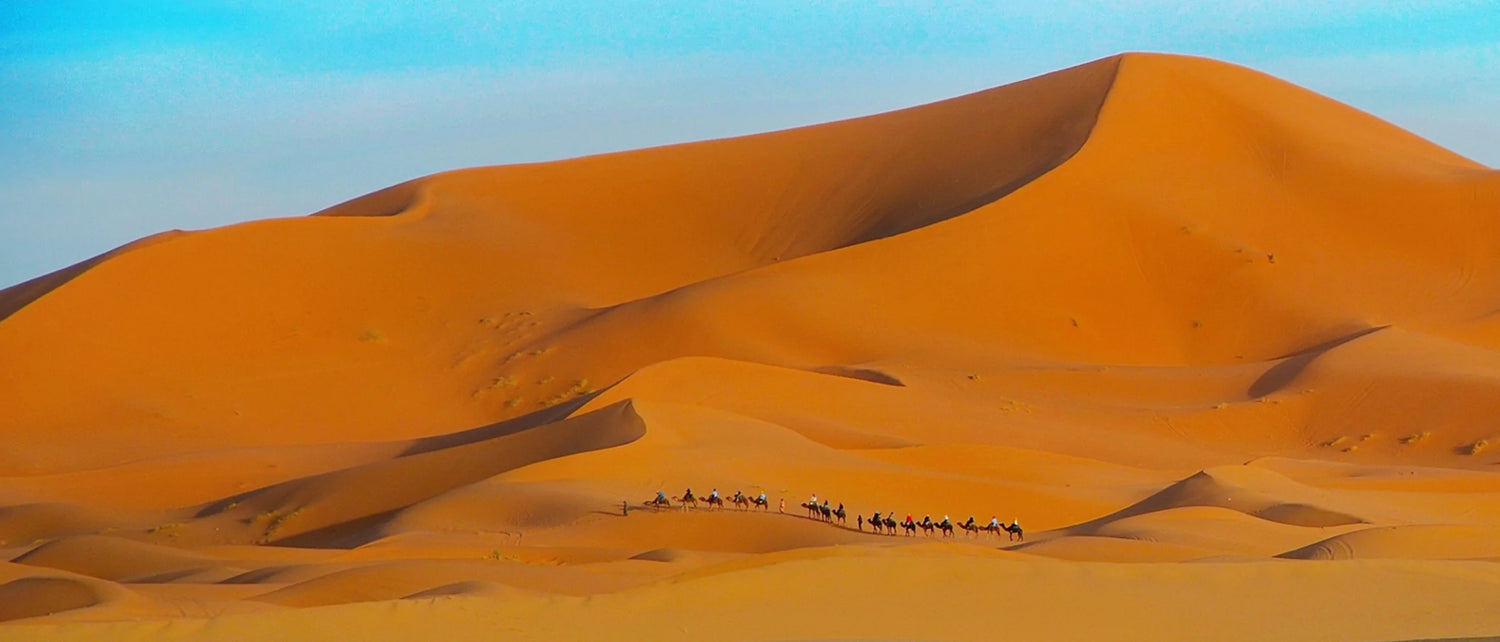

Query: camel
left=958, top=518, right=979, bottom=537
left=731, top=494, right=751, bottom=510
left=801, top=502, right=820, bottom=519
left=702, top=495, right=724, bottom=510
left=1003, top=522, right=1024, bottom=541
left=751, top=496, right=770, bottom=511
left=644, top=495, right=671, bottom=510
left=678, top=492, right=698, bottom=510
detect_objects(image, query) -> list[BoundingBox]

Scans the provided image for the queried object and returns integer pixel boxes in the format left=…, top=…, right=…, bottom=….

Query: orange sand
left=2, top=53, right=1499, bottom=640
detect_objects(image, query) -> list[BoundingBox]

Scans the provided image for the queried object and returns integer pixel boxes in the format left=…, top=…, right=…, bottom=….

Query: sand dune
left=1279, top=524, right=1500, bottom=560
left=3, top=52, right=1500, bottom=638
left=0, top=504, right=151, bottom=549
left=1085, top=465, right=1367, bottom=527
left=0, top=577, right=104, bottom=624
left=13, top=535, right=225, bottom=583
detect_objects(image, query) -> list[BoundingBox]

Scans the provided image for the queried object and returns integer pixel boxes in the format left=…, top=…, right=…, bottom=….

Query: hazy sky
left=3, top=1, right=1499, bottom=287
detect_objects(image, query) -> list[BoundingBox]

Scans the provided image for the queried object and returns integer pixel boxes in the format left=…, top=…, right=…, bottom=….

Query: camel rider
left=964, top=515, right=975, bottom=528
left=942, top=515, right=951, bottom=527
left=757, top=491, right=766, bottom=503
left=822, top=499, right=830, bottom=510
left=710, top=488, right=719, bottom=500
left=873, top=511, right=882, bottom=523
left=734, top=489, right=744, bottom=501
left=684, top=488, right=694, bottom=500
left=1011, top=519, right=1020, bottom=529
left=922, top=514, right=931, bottom=525
left=809, top=492, right=818, bottom=506
left=905, top=513, right=914, bottom=525
left=990, top=516, right=1000, bottom=529
left=656, top=491, right=667, bottom=503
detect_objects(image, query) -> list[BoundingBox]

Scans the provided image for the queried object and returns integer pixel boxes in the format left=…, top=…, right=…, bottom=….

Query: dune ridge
left=3, top=53, right=1500, bottom=639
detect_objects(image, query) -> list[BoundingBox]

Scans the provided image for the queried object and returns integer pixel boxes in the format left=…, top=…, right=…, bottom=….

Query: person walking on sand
left=779, top=498, right=785, bottom=513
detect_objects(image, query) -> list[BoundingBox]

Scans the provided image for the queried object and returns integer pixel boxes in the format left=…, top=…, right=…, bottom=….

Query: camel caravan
left=643, top=488, right=1023, bottom=541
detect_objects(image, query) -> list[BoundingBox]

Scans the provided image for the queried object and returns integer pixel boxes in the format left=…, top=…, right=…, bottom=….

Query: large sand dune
left=2, top=53, right=1499, bottom=640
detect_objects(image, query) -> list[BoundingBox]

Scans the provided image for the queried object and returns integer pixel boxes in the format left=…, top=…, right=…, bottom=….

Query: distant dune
left=2, top=53, right=1499, bottom=640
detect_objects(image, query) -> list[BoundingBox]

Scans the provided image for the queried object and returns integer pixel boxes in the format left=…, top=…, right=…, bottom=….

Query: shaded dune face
left=2, top=53, right=1500, bottom=633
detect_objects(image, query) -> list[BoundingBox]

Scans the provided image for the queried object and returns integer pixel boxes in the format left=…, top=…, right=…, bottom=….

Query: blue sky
left=3, top=1, right=1499, bottom=287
